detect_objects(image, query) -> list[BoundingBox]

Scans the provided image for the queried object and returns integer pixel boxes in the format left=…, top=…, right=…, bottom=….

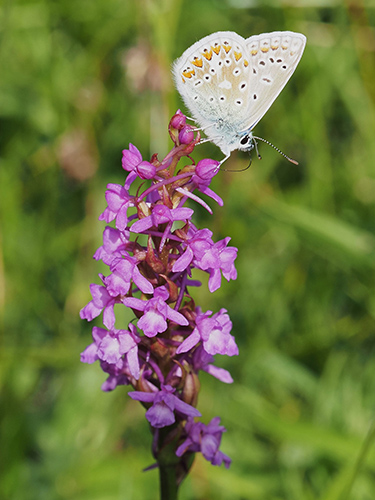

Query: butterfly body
left=173, top=31, right=306, bottom=157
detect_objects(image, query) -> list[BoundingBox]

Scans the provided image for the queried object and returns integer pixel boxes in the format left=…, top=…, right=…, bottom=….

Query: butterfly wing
left=243, top=31, right=306, bottom=131
left=173, top=32, right=254, bottom=153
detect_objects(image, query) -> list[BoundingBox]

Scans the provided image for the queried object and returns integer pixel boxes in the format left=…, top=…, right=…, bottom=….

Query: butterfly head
left=238, top=132, right=255, bottom=153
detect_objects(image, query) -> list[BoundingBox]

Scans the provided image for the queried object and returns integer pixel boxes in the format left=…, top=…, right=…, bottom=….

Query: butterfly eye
left=240, top=135, right=250, bottom=145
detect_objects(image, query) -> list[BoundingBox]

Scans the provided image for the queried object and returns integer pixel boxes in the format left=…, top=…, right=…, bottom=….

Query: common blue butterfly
left=173, top=31, right=306, bottom=162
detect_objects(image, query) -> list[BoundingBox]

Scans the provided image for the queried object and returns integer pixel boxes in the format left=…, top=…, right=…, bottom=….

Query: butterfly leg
left=198, top=137, right=215, bottom=145
left=185, top=116, right=198, bottom=123
left=193, top=122, right=218, bottom=134
left=219, top=155, right=230, bottom=166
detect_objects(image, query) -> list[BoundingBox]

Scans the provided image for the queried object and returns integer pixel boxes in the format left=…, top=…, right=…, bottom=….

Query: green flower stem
left=156, top=425, right=195, bottom=500
left=159, top=463, right=180, bottom=500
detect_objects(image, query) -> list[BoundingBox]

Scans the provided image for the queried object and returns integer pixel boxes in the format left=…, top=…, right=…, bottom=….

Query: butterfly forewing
left=243, top=31, right=306, bottom=131
left=173, top=32, right=253, bottom=130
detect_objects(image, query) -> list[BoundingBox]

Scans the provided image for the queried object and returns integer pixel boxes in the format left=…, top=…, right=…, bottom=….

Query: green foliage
left=1, top=1, right=375, bottom=498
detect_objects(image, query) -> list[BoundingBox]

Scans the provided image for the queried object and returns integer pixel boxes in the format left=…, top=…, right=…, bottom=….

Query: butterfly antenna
left=253, top=135, right=299, bottom=165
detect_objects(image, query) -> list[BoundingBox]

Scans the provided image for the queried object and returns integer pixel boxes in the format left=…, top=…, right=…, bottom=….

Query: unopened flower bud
left=181, top=369, right=200, bottom=407
left=170, top=110, right=186, bottom=130
left=122, top=144, right=142, bottom=172
left=137, top=160, right=156, bottom=179
left=179, top=126, right=195, bottom=145
left=195, top=158, right=220, bottom=180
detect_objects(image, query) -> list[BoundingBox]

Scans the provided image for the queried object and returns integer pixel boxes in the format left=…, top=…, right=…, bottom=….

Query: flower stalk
left=80, top=110, right=238, bottom=497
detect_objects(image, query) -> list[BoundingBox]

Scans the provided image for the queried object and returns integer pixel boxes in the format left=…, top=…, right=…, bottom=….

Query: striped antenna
left=253, top=135, right=299, bottom=165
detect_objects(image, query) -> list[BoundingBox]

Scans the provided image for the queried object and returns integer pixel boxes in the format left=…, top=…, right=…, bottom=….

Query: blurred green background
left=1, top=0, right=375, bottom=499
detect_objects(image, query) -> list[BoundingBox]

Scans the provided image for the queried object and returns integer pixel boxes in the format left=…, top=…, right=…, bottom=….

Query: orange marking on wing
left=251, top=49, right=258, bottom=56
left=182, top=70, right=194, bottom=78
left=261, top=47, right=269, bottom=53
left=234, top=51, right=242, bottom=61
left=244, top=59, right=249, bottom=67
left=212, top=44, right=221, bottom=55
left=181, top=76, right=185, bottom=83
left=192, top=57, right=203, bottom=67
left=271, top=45, right=278, bottom=50
left=202, top=49, right=213, bottom=60
left=223, top=44, right=232, bottom=53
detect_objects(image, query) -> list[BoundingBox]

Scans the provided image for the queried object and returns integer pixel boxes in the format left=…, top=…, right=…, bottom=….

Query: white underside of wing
left=173, top=30, right=306, bottom=155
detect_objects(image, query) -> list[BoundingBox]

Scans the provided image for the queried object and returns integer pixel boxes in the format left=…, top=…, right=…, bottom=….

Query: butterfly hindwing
left=243, top=31, right=306, bottom=131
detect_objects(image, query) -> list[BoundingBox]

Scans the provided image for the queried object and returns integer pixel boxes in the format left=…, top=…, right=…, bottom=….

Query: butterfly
left=173, top=31, right=306, bottom=163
